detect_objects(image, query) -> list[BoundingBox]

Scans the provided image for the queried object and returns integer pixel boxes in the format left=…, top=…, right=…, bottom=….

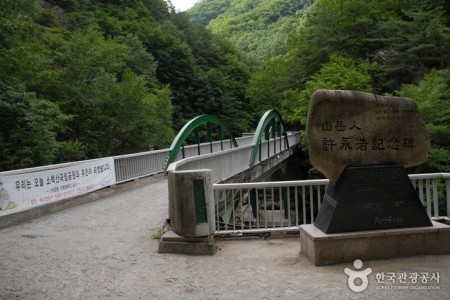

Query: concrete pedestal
left=168, top=170, right=215, bottom=238
left=158, top=229, right=215, bottom=255
left=300, top=221, right=450, bottom=266
left=159, top=170, right=216, bottom=255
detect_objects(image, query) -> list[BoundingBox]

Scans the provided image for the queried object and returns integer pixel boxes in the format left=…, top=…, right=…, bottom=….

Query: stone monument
left=307, top=89, right=432, bottom=233
left=307, top=89, right=430, bottom=182
left=299, top=90, right=449, bottom=266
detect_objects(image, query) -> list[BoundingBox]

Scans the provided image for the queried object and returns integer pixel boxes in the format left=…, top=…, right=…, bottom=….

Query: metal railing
left=0, top=135, right=257, bottom=184
left=212, top=173, right=450, bottom=235
left=410, top=173, right=450, bottom=219
left=167, top=132, right=301, bottom=183
left=0, top=132, right=300, bottom=222
left=0, top=132, right=299, bottom=186
left=113, top=149, right=170, bottom=183
left=113, top=135, right=255, bottom=183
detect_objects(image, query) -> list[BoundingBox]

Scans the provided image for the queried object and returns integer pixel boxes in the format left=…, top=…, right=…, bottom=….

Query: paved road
left=0, top=179, right=449, bottom=299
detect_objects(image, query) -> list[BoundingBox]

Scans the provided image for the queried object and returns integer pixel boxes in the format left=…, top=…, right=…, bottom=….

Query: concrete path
left=0, top=179, right=449, bottom=299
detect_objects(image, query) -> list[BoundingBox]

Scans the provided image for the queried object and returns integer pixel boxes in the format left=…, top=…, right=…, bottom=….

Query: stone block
left=306, top=234, right=315, bottom=262
left=300, top=229, right=307, bottom=254
left=369, top=235, right=397, bottom=259
left=426, top=222, right=450, bottom=254
left=424, top=232, right=443, bottom=255
left=315, top=239, right=343, bottom=265
left=342, top=238, right=370, bottom=262
left=440, top=231, right=450, bottom=253
left=398, top=233, right=425, bottom=257
left=300, top=221, right=450, bottom=266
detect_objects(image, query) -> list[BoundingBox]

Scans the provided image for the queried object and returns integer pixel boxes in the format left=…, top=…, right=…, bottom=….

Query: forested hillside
left=1, top=0, right=449, bottom=174
left=190, top=0, right=313, bottom=64
left=0, top=0, right=251, bottom=171
left=190, top=0, right=450, bottom=173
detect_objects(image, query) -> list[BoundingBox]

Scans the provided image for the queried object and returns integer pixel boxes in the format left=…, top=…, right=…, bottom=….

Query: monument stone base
left=314, top=165, right=432, bottom=233
left=158, top=229, right=215, bottom=255
left=300, top=221, right=450, bottom=266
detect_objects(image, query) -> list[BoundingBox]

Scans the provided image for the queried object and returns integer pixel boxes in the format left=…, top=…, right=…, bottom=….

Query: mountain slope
left=189, top=0, right=313, bottom=63
left=0, top=0, right=251, bottom=170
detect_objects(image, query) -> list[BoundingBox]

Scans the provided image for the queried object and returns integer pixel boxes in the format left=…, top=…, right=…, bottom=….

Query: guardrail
left=0, top=135, right=255, bottom=182
left=167, top=132, right=301, bottom=183
left=113, top=135, right=255, bottom=183
left=0, top=134, right=275, bottom=221
left=212, top=173, right=450, bottom=235
left=409, top=173, right=450, bottom=219
left=0, top=133, right=300, bottom=220
left=0, top=132, right=298, bottom=185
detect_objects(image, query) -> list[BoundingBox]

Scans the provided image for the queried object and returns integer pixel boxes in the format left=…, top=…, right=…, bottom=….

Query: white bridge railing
left=114, top=135, right=255, bottom=183
left=167, top=132, right=301, bottom=183
left=0, top=133, right=302, bottom=224
left=0, top=135, right=257, bottom=185
left=212, top=173, right=450, bottom=235
left=0, top=132, right=300, bottom=185
left=0, top=132, right=300, bottom=220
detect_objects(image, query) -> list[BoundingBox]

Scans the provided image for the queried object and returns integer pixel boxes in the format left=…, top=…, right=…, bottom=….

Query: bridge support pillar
left=159, top=169, right=216, bottom=255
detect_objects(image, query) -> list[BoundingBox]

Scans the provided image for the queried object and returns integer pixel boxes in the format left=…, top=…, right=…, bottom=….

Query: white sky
left=169, top=0, right=198, bottom=12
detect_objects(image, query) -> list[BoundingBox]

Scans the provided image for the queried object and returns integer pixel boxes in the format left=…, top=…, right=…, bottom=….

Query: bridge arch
left=249, top=110, right=290, bottom=167
left=164, top=115, right=238, bottom=171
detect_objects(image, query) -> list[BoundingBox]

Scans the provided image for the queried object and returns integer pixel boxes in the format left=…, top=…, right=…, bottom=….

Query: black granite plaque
left=314, top=165, right=432, bottom=233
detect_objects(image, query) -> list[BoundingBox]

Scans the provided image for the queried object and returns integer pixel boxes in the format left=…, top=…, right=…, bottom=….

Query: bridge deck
left=1, top=180, right=449, bottom=298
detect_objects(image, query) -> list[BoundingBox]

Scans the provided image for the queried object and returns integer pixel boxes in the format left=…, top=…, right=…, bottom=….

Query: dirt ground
left=0, top=179, right=448, bottom=299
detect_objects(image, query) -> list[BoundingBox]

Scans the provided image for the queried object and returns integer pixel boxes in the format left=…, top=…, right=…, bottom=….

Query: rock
left=306, top=90, right=430, bottom=181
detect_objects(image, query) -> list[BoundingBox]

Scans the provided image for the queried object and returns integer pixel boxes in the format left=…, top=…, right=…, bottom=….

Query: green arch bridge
left=163, top=110, right=295, bottom=175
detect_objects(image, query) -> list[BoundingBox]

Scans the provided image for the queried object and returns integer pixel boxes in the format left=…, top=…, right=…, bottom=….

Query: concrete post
left=168, top=169, right=215, bottom=237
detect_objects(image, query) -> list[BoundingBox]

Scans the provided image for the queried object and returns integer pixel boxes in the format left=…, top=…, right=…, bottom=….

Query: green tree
left=0, top=0, right=255, bottom=171
left=52, top=27, right=175, bottom=157
left=285, top=0, right=400, bottom=90
left=398, top=68, right=450, bottom=172
left=191, top=0, right=312, bottom=64
left=372, top=0, right=450, bottom=91
left=282, top=55, right=376, bottom=127
left=188, top=0, right=232, bottom=26
left=0, top=82, right=68, bottom=170
left=0, top=0, right=70, bottom=170
left=246, top=56, right=288, bottom=118
left=90, top=71, right=174, bottom=155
